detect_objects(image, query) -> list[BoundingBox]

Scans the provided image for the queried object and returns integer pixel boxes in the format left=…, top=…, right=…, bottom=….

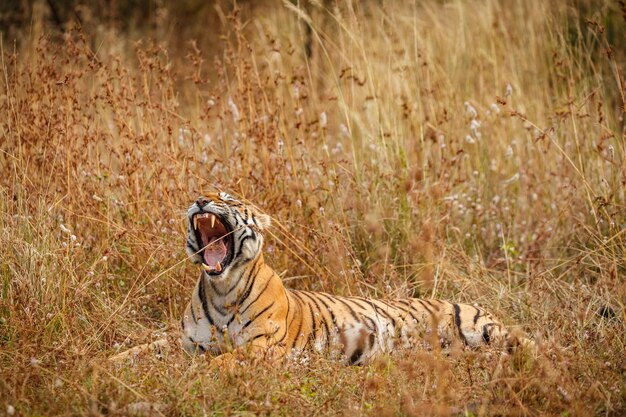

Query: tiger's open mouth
left=192, top=212, right=233, bottom=275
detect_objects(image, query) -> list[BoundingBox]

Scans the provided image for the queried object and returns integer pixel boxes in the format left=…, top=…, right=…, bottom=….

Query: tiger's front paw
left=108, top=338, right=171, bottom=365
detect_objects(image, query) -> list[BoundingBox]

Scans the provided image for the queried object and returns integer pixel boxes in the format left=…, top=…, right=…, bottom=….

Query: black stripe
left=206, top=285, right=229, bottom=316
left=235, top=257, right=258, bottom=300
left=180, top=318, right=185, bottom=330
left=377, top=299, right=400, bottom=311
left=276, top=290, right=291, bottom=344
left=393, top=300, right=422, bottom=323
left=235, top=234, right=256, bottom=259
left=233, top=209, right=244, bottom=225
left=363, top=299, right=397, bottom=328
left=315, top=292, right=339, bottom=310
left=238, top=230, right=250, bottom=243
left=299, top=292, right=331, bottom=349
left=453, top=304, right=468, bottom=345
left=330, top=295, right=362, bottom=323
left=224, top=271, right=244, bottom=296
left=250, top=326, right=280, bottom=343
left=348, top=296, right=396, bottom=328
left=363, top=316, right=378, bottom=334
left=313, top=293, right=338, bottom=327
left=415, top=299, right=435, bottom=315
left=293, top=291, right=317, bottom=344
left=428, top=300, right=442, bottom=312
left=198, top=276, right=215, bottom=327
left=234, top=274, right=275, bottom=323
left=308, top=303, right=317, bottom=342
left=482, top=324, right=492, bottom=344
left=346, top=297, right=370, bottom=311
left=188, top=336, right=206, bottom=353
left=282, top=294, right=299, bottom=344
left=378, top=299, right=412, bottom=325
left=290, top=292, right=307, bottom=349
left=190, top=303, right=197, bottom=323
left=236, top=259, right=262, bottom=306
left=242, top=302, right=275, bottom=330
left=349, top=347, right=363, bottom=365
left=473, top=307, right=481, bottom=324
left=239, top=228, right=256, bottom=244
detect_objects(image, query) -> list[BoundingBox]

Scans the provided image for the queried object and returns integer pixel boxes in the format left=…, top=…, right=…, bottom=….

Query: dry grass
left=1, top=0, right=625, bottom=415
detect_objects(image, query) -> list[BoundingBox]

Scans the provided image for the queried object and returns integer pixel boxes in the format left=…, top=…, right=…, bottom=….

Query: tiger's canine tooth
left=193, top=216, right=198, bottom=230
left=215, top=262, right=222, bottom=272
left=210, top=214, right=216, bottom=228
left=201, top=263, right=211, bottom=271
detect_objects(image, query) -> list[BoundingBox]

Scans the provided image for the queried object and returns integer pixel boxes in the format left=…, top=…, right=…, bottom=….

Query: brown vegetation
left=1, top=0, right=625, bottom=415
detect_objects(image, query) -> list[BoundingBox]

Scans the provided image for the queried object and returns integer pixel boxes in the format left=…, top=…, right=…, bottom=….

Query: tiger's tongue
left=204, top=238, right=227, bottom=267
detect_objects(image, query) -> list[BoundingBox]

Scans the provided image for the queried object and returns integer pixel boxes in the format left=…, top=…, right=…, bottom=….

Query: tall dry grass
left=0, top=0, right=625, bottom=415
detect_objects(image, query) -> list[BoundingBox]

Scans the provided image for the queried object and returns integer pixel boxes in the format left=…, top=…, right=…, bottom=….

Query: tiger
left=179, top=192, right=530, bottom=366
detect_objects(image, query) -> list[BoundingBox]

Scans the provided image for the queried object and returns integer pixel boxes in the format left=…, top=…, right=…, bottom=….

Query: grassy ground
left=1, top=0, right=625, bottom=415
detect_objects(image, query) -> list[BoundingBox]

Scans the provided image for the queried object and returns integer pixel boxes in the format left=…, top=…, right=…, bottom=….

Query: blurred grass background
left=0, top=1, right=625, bottom=415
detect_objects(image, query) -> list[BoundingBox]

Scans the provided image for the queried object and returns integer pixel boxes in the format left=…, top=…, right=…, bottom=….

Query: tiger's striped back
left=278, top=291, right=509, bottom=364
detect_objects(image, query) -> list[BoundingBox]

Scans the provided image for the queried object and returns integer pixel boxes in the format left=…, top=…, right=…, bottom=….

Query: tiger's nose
left=196, top=197, right=209, bottom=208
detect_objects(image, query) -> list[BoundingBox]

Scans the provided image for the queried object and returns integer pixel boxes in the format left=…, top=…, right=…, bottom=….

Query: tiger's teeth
left=193, top=216, right=198, bottom=230
left=210, top=214, right=216, bottom=228
left=201, top=262, right=223, bottom=273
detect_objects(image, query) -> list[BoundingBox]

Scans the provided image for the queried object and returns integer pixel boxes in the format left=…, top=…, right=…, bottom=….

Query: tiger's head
left=186, top=192, right=271, bottom=278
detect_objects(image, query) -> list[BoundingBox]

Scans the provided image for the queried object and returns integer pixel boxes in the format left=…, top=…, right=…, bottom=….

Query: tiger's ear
left=254, top=212, right=271, bottom=229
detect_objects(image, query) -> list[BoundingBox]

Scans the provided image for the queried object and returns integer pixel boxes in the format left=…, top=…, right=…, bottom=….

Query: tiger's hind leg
left=453, top=303, right=534, bottom=352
